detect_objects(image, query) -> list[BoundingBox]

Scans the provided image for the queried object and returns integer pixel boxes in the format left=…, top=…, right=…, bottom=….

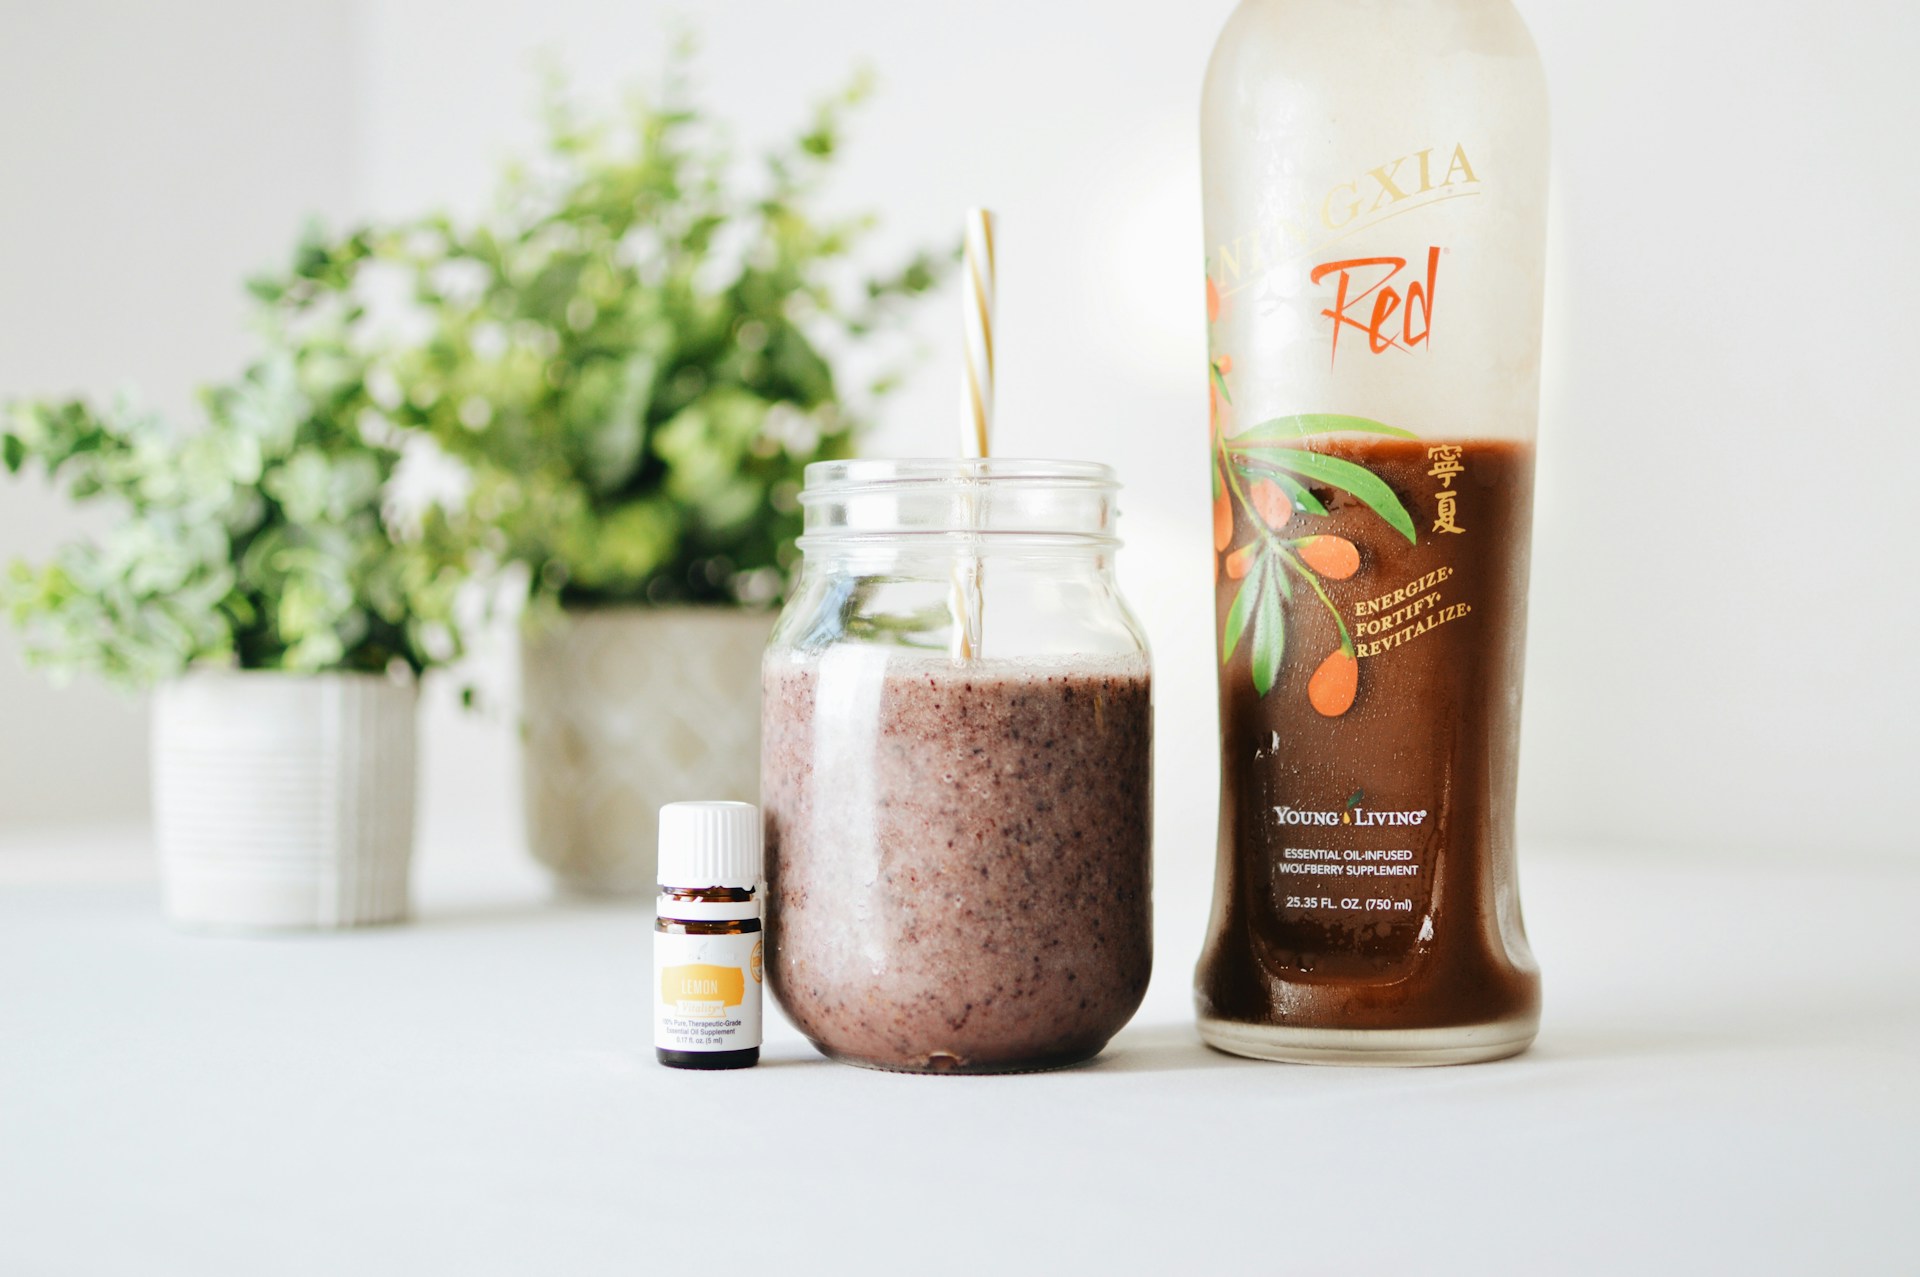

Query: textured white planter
left=521, top=606, right=773, bottom=895
left=152, top=670, right=418, bottom=931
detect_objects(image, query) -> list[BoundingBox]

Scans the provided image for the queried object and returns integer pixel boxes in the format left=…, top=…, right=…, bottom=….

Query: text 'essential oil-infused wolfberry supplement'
left=654, top=802, right=763, bottom=1071
left=1196, top=0, right=1549, bottom=1065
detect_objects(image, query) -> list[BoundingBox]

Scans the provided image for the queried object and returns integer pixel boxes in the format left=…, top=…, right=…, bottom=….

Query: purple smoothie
left=762, top=652, right=1153, bottom=1073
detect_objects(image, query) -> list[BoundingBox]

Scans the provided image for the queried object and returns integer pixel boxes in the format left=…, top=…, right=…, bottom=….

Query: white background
left=3, top=0, right=1917, bottom=894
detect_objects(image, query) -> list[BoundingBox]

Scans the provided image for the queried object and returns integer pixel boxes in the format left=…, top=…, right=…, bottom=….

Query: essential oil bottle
left=654, top=802, right=763, bottom=1071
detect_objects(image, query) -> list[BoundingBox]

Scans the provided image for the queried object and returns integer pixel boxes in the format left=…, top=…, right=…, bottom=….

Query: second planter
left=520, top=606, right=774, bottom=895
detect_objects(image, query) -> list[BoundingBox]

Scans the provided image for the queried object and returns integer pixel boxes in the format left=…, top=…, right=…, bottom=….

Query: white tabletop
left=3, top=828, right=1915, bottom=1276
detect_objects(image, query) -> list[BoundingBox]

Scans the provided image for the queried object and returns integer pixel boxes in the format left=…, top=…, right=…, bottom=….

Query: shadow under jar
left=762, top=459, right=1153, bottom=1074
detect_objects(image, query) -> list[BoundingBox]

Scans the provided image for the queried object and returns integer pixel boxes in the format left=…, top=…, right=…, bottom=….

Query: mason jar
left=761, top=459, right=1153, bottom=1073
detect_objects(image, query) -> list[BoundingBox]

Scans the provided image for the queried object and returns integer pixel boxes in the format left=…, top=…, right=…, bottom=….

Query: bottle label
left=654, top=929, right=763, bottom=1053
left=1203, top=138, right=1538, bottom=975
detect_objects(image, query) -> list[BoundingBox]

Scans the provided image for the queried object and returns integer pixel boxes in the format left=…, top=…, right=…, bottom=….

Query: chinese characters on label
left=1427, top=445, right=1465, bottom=535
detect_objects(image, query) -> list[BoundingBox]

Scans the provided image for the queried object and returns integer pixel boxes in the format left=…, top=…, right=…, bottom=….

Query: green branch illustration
left=1213, top=414, right=1419, bottom=702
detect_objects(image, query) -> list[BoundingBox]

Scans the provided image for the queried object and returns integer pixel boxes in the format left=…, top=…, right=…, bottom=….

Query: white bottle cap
left=657, top=801, right=762, bottom=889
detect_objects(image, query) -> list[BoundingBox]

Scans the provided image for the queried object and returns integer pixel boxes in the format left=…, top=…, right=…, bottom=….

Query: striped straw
left=951, top=208, right=997, bottom=662
left=960, top=208, right=996, bottom=458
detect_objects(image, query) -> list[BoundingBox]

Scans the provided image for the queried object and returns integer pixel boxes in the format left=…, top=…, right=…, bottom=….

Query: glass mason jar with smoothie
left=1196, top=0, right=1550, bottom=1064
left=761, top=459, right=1153, bottom=1073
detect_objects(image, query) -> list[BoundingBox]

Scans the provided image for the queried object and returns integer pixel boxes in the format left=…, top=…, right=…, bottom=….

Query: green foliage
left=1, top=250, right=465, bottom=688
left=1, top=55, right=941, bottom=690
left=357, top=61, right=946, bottom=608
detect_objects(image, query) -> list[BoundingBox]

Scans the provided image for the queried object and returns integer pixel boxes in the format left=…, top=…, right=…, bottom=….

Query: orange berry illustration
left=1224, top=544, right=1257, bottom=580
left=1308, top=649, right=1359, bottom=717
left=1216, top=355, right=1232, bottom=375
left=1296, top=535, right=1360, bottom=580
left=1207, top=275, right=1222, bottom=323
left=1250, top=480, right=1293, bottom=529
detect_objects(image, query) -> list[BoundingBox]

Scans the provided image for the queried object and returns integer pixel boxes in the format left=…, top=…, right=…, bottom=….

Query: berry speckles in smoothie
left=762, top=653, right=1153, bottom=1073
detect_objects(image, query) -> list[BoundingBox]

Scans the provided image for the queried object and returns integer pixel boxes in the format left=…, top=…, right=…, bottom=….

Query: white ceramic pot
left=151, top=670, right=418, bottom=930
left=520, top=606, right=774, bottom=895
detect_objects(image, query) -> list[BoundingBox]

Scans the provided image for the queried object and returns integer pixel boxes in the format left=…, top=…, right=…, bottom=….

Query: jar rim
left=797, top=457, right=1122, bottom=549
left=800, top=457, right=1118, bottom=498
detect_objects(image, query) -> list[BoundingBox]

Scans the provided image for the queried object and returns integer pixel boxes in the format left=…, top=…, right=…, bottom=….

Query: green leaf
left=1221, top=553, right=1263, bottom=663
left=1, top=433, right=23, bottom=473
left=1209, top=361, right=1232, bottom=407
left=1259, top=449, right=1418, bottom=545
left=1225, top=413, right=1415, bottom=446
left=1271, top=556, right=1294, bottom=600
left=1232, top=463, right=1326, bottom=516
left=1251, top=575, right=1286, bottom=697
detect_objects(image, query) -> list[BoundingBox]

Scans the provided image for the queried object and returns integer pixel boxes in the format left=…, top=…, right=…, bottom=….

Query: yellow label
left=660, top=963, right=746, bottom=1008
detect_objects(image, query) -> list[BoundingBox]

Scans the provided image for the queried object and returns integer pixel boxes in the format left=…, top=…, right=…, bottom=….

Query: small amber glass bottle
left=654, top=802, right=763, bottom=1071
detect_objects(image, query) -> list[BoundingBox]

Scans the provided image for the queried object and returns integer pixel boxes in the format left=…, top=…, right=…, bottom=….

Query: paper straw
left=951, top=208, right=996, bottom=662
left=960, top=208, right=997, bottom=458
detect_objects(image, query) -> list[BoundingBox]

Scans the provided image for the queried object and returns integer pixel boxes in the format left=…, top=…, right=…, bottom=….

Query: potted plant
left=371, top=69, right=945, bottom=893
left=1, top=250, right=465, bottom=930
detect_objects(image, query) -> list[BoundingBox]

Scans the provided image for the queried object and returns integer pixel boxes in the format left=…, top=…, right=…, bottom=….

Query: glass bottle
left=761, top=459, right=1152, bottom=1073
left=1196, top=0, right=1549, bottom=1064
left=654, top=801, right=763, bottom=1070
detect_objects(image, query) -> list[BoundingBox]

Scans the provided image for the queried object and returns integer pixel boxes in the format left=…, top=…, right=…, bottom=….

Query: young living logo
left=1274, top=804, right=1428, bottom=828
left=1210, top=142, right=1481, bottom=298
